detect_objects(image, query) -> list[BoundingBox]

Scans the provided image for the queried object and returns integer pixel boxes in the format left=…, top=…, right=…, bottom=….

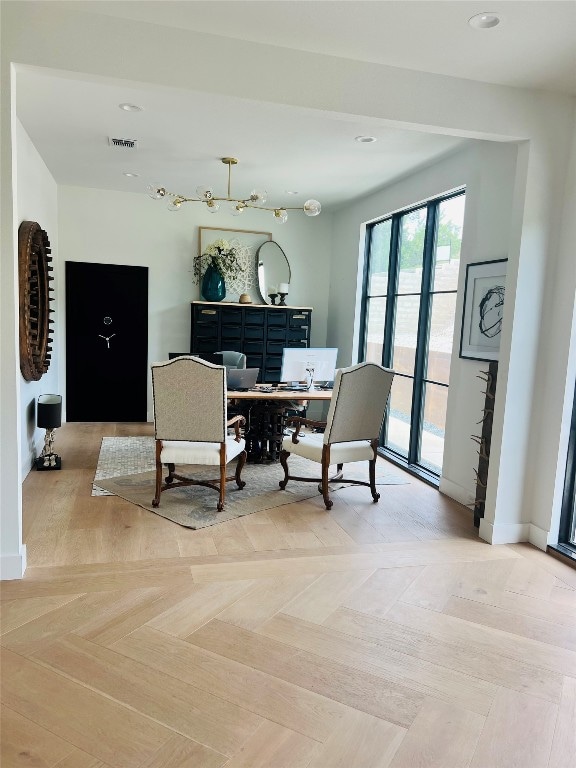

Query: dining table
left=227, top=385, right=333, bottom=463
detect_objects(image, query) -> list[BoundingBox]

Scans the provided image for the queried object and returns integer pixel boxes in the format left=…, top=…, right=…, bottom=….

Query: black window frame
left=359, top=188, right=465, bottom=485
left=551, top=376, right=576, bottom=562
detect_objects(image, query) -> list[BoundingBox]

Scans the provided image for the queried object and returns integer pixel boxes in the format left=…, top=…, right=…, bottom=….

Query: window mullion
left=382, top=215, right=400, bottom=369
left=409, top=203, right=437, bottom=465
left=380, top=216, right=400, bottom=447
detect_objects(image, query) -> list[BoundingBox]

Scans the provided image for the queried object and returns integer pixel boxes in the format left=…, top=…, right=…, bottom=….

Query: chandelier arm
left=242, top=204, right=307, bottom=212
left=164, top=194, right=309, bottom=212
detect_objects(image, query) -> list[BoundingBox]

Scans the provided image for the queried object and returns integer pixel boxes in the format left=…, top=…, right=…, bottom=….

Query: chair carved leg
left=152, top=440, right=163, bottom=507
left=369, top=442, right=380, bottom=503
left=321, top=446, right=333, bottom=510
left=279, top=450, right=290, bottom=489
left=235, top=450, right=247, bottom=489
left=218, top=446, right=226, bottom=512
left=165, top=463, right=176, bottom=484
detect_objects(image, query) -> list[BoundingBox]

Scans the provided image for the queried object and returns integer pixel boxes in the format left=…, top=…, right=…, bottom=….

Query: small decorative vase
left=201, top=258, right=225, bottom=302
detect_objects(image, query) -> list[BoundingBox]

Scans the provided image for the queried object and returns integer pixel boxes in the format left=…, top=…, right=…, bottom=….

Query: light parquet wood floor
left=1, top=423, right=575, bottom=767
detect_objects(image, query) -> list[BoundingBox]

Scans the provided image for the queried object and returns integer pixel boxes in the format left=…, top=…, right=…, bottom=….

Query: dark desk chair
left=217, top=351, right=247, bottom=369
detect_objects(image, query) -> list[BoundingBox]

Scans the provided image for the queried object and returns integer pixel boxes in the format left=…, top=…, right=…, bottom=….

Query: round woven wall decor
left=18, top=220, right=54, bottom=381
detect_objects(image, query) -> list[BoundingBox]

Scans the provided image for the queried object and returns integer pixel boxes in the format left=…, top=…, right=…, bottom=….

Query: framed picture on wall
left=198, top=227, right=271, bottom=301
left=459, top=258, right=507, bottom=362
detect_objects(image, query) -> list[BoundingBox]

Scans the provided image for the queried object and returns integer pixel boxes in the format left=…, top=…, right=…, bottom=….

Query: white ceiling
left=14, top=1, right=576, bottom=211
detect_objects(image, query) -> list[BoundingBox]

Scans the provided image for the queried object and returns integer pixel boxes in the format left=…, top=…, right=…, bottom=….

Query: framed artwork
left=198, top=227, right=271, bottom=300
left=459, top=258, right=507, bottom=362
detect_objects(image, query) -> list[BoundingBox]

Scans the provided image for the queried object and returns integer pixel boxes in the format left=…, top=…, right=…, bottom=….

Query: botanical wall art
left=197, top=227, right=271, bottom=301
left=459, top=258, right=507, bottom=362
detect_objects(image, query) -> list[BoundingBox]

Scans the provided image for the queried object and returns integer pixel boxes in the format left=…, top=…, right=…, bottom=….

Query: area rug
left=92, top=436, right=408, bottom=529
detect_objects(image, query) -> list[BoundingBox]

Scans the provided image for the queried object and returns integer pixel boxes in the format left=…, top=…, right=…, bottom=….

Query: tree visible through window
left=360, top=190, right=466, bottom=480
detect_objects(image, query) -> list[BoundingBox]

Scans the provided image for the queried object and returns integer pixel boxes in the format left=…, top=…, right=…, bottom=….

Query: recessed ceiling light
left=123, top=172, right=139, bottom=178
left=468, top=12, right=501, bottom=29
left=119, top=103, right=143, bottom=112
left=355, top=136, right=377, bottom=143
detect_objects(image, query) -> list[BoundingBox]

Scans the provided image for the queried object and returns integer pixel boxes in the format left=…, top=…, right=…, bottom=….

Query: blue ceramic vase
left=201, top=258, right=226, bottom=302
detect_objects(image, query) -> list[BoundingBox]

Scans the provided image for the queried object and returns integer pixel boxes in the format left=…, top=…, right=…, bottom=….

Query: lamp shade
left=37, top=394, right=62, bottom=429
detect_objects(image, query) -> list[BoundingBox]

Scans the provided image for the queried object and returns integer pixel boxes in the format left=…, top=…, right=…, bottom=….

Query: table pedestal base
left=242, top=402, right=286, bottom=463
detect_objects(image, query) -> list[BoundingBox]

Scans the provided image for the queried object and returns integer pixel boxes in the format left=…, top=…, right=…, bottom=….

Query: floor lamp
left=36, top=394, right=62, bottom=470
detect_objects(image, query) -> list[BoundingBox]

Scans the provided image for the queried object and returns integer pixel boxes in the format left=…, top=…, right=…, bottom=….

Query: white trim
left=439, top=477, right=475, bottom=508
left=479, top=519, right=530, bottom=544
left=21, top=434, right=44, bottom=482
left=0, top=544, right=27, bottom=580
left=528, top=523, right=550, bottom=551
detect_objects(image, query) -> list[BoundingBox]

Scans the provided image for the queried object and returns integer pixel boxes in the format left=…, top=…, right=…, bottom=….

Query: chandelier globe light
left=147, top=157, right=321, bottom=223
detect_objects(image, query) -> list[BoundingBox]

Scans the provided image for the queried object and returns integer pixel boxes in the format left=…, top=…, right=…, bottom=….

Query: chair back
left=217, top=351, right=247, bottom=369
left=324, top=362, right=394, bottom=445
left=151, top=356, right=226, bottom=442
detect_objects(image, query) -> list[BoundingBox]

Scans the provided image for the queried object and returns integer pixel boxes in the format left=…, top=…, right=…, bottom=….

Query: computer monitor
left=280, top=347, right=338, bottom=388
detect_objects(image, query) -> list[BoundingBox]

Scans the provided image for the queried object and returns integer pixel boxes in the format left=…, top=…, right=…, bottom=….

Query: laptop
left=227, top=368, right=260, bottom=391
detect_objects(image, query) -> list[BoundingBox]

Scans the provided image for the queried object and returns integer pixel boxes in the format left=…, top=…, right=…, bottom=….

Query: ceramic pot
left=201, top=258, right=225, bottom=302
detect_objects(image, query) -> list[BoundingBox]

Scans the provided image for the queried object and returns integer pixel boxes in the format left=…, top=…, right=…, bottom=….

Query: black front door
left=65, top=262, right=148, bottom=422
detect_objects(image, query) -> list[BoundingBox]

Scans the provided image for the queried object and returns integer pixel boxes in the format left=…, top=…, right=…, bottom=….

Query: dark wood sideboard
left=190, top=301, right=313, bottom=383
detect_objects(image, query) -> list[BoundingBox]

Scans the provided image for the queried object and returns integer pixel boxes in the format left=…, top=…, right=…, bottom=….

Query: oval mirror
left=256, top=240, right=291, bottom=304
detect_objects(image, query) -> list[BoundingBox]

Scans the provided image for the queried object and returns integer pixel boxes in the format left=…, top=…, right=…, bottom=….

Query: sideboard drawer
left=221, top=324, right=242, bottom=340
left=195, top=324, right=219, bottom=339
left=244, top=341, right=264, bottom=355
left=287, top=327, right=307, bottom=341
left=246, top=354, right=263, bottom=369
left=244, top=326, right=264, bottom=340
left=195, top=307, right=220, bottom=323
left=289, top=310, right=311, bottom=328
left=267, top=341, right=286, bottom=356
left=266, top=310, right=288, bottom=327
left=267, top=326, right=287, bottom=341
left=264, top=369, right=281, bottom=383
left=221, top=308, right=242, bottom=325
left=244, top=309, right=265, bottom=325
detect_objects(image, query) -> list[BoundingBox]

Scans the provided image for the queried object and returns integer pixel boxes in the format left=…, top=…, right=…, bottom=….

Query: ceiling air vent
left=108, top=137, right=138, bottom=149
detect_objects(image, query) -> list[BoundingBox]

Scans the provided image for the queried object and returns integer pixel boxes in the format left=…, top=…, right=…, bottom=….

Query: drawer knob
left=201, top=310, right=217, bottom=315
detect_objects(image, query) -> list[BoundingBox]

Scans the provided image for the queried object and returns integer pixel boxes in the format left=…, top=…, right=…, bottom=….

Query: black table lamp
left=36, top=394, right=62, bottom=470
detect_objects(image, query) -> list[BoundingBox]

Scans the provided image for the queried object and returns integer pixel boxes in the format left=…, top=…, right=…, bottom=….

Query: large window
left=360, top=190, right=465, bottom=481
left=556, top=377, right=576, bottom=560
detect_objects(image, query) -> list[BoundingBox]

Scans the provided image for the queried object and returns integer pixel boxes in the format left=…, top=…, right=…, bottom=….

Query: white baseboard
left=528, top=523, right=550, bottom=551
left=439, top=477, right=475, bottom=508
left=479, top=519, right=530, bottom=544
left=0, top=545, right=27, bottom=580
left=20, top=435, right=44, bottom=482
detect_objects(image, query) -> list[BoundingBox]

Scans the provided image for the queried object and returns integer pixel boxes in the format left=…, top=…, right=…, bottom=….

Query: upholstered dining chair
left=151, top=356, right=247, bottom=511
left=279, top=362, right=395, bottom=510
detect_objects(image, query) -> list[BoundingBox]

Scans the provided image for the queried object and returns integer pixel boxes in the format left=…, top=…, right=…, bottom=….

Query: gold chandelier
left=147, top=157, right=321, bottom=223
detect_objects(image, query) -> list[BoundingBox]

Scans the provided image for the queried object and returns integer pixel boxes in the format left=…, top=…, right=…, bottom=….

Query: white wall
left=16, top=120, right=59, bottom=478
left=58, top=187, right=333, bottom=419
left=329, top=140, right=519, bottom=509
